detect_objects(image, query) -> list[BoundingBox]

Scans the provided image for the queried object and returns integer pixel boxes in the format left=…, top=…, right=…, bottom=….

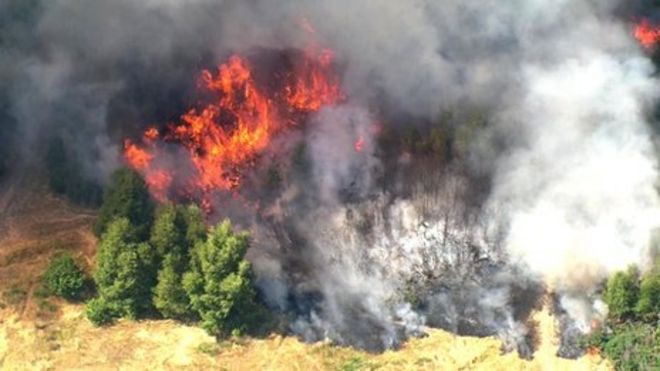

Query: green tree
left=43, top=253, right=86, bottom=300
left=153, top=253, right=191, bottom=319
left=604, top=266, right=640, bottom=322
left=183, top=220, right=260, bottom=337
left=94, top=167, right=154, bottom=239
left=182, top=204, right=206, bottom=247
left=635, top=269, right=660, bottom=321
left=150, top=204, right=187, bottom=258
left=151, top=204, right=194, bottom=319
left=89, top=218, right=156, bottom=323
left=601, top=323, right=659, bottom=371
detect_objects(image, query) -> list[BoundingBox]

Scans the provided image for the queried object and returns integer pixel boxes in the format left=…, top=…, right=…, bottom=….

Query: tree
left=43, top=253, right=86, bottom=300
left=151, top=204, right=193, bottom=319
left=94, top=167, right=154, bottom=239
left=604, top=266, right=640, bottom=322
left=182, top=204, right=206, bottom=247
left=635, top=269, right=660, bottom=321
left=88, top=218, right=156, bottom=323
left=150, top=204, right=187, bottom=258
left=153, top=253, right=191, bottom=319
left=183, top=220, right=260, bottom=337
left=601, top=323, right=659, bottom=371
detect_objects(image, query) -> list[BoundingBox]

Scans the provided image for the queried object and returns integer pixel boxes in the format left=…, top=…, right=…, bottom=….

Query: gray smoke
left=2, top=0, right=659, bottom=357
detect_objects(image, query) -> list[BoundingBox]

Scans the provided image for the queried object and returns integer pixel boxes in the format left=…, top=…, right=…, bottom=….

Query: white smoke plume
left=2, top=0, right=659, bottom=357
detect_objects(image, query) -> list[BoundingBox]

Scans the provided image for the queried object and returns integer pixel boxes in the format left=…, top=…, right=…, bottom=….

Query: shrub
left=604, top=266, right=639, bottom=322
left=43, top=253, right=86, bottom=300
left=601, top=323, right=659, bottom=371
left=85, top=296, right=119, bottom=326
left=635, top=269, right=660, bottom=321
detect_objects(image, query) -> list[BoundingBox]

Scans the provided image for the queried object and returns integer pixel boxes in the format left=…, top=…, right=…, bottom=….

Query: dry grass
left=0, top=175, right=612, bottom=370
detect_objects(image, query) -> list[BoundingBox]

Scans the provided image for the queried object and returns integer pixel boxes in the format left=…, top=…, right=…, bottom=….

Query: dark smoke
left=2, top=0, right=659, bottom=358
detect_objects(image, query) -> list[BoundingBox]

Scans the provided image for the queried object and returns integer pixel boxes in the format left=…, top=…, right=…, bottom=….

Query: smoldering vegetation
left=1, top=0, right=660, bottom=358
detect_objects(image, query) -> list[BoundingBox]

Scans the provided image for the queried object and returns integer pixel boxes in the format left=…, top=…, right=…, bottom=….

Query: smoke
left=2, top=0, right=659, bottom=357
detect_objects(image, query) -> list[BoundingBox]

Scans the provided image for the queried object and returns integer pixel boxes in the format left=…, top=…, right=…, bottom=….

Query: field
left=0, top=174, right=611, bottom=370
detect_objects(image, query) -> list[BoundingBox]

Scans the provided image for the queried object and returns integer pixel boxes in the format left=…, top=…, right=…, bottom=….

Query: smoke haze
left=1, top=0, right=658, bottom=356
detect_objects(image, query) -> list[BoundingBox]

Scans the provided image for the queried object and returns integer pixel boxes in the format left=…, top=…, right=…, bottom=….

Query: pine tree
left=89, top=218, right=156, bottom=323
left=94, top=168, right=154, bottom=240
left=183, top=220, right=259, bottom=337
left=151, top=204, right=193, bottom=319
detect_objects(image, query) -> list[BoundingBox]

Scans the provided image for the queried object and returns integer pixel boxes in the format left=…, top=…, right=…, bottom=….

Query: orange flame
left=124, top=48, right=343, bottom=207
left=634, top=19, right=660, bottom=49
left=285, top=49, right=344, bottom=112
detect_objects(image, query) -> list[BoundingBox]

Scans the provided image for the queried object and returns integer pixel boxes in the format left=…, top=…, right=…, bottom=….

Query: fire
left=285, top=49, right=344, bottom=112
left=124, top=48, right=343, bottom=207
left=634, top=19, right=660, bottom=49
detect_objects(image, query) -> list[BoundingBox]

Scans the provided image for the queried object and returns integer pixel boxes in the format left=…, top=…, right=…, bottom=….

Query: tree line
left=584, top=262, right=659, bottom=370
left=45, top=167, right=268, bottom=338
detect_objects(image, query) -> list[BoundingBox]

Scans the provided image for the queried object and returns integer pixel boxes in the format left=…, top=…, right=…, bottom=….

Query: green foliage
left=94, top=167, right=154, bottom=239
left=151, top=204, right=205, bottom=319
left=90, top=218, right=156, bottom=324
left=599, top=324, right=659, bottom=371
left=150, top=204, right=187, bottom=258
left=585, top=263, right=660, bottom=370
left=85, top=296, right=120, bottom=326
left=604, top=266, right=640, bottom=322
left=182, top=204, right=207, bottom=246
left=635, top=269, right=660, bottom=321
left=153, top=254, right=191, bottom=319
left=43, top=253, right=86, bottom=300
left=45, top=137, right=103, bottom=207
left=183, top=220, right=262, bottom=337
left=339, top=356, right=369, bottom=371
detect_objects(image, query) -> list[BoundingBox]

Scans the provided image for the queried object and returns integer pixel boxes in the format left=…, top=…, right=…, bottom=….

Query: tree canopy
left=94, top=167, right=154, bottom=239
left=183, top=220, right=260, bottom=337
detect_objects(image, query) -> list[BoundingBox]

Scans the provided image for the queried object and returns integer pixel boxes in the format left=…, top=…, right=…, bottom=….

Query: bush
left=86, top=296, right=119, bottom=326
left=94, top=167, right=154, bottom=239
left=183, top=220, right=263, bottom=337
left=604, top=266, right=639, bottom=322
left=635, top=269, right=660, bottom=321
left=601, top=323, right=659, bottom=371
left=43, top=253, right=86, bottom=300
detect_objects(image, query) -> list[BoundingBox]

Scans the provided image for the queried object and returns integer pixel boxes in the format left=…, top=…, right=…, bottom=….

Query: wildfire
left=124, top=49, right=343, bottom=208
left=634, top=19, right=660, bottom=49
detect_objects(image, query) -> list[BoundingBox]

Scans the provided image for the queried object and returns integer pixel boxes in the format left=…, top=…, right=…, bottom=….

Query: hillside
left=0, top=175, right=612, bottom=370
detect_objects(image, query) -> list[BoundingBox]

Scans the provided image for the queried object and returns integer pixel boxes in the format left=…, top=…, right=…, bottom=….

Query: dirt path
left=0, top=170, right=97, bottom=320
